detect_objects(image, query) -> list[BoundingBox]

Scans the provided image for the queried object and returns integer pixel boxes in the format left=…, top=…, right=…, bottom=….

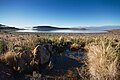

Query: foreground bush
left=0, top=40, right=7, bottom=54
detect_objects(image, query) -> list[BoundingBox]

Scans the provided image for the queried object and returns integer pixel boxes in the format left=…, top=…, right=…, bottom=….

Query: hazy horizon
left=1, top=23, right=120, bottom=28
left=0, top=0, right=120, bottom=28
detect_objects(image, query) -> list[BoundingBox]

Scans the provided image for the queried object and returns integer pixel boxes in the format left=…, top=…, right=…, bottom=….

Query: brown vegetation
left=0, top=32, right=119, bottom=80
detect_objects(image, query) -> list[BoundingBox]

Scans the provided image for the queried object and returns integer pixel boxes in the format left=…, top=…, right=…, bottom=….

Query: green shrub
left=0, top=40, right=7, bottom=54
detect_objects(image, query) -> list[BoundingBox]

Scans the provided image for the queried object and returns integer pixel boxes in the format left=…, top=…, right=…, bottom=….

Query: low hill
left=33, top=26, right=87, bottom=31
left=0, top=24, right=23, bottom=31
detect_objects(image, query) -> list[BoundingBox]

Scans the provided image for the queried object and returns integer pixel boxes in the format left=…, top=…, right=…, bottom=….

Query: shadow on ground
left=0, top=52, right=83, bottom=80
left=43, top=53, right=82, bottom=76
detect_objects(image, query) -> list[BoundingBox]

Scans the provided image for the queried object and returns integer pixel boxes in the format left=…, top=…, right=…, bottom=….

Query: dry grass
left=0, top=32, right=120, bottom=80
left=85, top=40, right=120, bottom=80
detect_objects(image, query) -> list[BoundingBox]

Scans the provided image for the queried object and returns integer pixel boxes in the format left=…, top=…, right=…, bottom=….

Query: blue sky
left=0, top=0, right=120, bottom=28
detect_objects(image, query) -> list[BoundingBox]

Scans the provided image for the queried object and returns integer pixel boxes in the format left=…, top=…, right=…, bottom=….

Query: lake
left=16, top=26, right=120, bottom=33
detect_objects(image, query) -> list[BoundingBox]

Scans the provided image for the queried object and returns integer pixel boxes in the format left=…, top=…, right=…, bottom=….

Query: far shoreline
left=0, top=28, right=120, bottom=35
left=0, top=29, right=120, bottom=39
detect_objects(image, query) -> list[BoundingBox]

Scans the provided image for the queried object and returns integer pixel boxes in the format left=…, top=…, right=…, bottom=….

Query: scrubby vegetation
left=0, top=32, right=120, bottom=80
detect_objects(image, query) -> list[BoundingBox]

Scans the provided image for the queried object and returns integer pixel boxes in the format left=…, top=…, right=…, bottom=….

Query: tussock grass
left=86, top=40, right=120, bottom=80
left=0, top=33, right=120, bottom=79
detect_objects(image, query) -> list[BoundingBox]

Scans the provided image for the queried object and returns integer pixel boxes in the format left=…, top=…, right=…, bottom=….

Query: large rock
left=32, top=43, right=53, bottom=72
left=35, top=45, right=49, bottom=64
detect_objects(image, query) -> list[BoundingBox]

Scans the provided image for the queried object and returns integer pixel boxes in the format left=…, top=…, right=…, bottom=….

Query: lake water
left=16, top=26, right=120, bottom=33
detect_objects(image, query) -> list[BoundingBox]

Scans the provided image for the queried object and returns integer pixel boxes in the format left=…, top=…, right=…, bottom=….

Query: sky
left=0, top=0, right=120, bottom=28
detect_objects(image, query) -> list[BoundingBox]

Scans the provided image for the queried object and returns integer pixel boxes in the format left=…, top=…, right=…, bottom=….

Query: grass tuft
left=86, top=40, right=120, bottom=80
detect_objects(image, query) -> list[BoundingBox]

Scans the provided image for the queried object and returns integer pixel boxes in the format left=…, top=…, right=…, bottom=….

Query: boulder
left=32, top=43, right=53, bottom=73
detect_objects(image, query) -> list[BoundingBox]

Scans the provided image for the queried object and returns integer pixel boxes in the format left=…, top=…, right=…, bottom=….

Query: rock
left=33, top=45, right=50, bottom=64
left=32, top=43, right=54, bottom=73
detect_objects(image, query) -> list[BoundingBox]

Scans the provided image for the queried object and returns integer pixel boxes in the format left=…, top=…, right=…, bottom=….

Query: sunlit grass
left=85, top=40, right=120, bottom=80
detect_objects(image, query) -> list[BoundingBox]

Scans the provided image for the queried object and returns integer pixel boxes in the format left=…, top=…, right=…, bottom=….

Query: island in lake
left=33, top=26, right=87, bottom=31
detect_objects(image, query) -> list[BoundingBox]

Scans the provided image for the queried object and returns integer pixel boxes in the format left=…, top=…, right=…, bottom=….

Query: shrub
left=0, top=40, right=8, bottom=54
